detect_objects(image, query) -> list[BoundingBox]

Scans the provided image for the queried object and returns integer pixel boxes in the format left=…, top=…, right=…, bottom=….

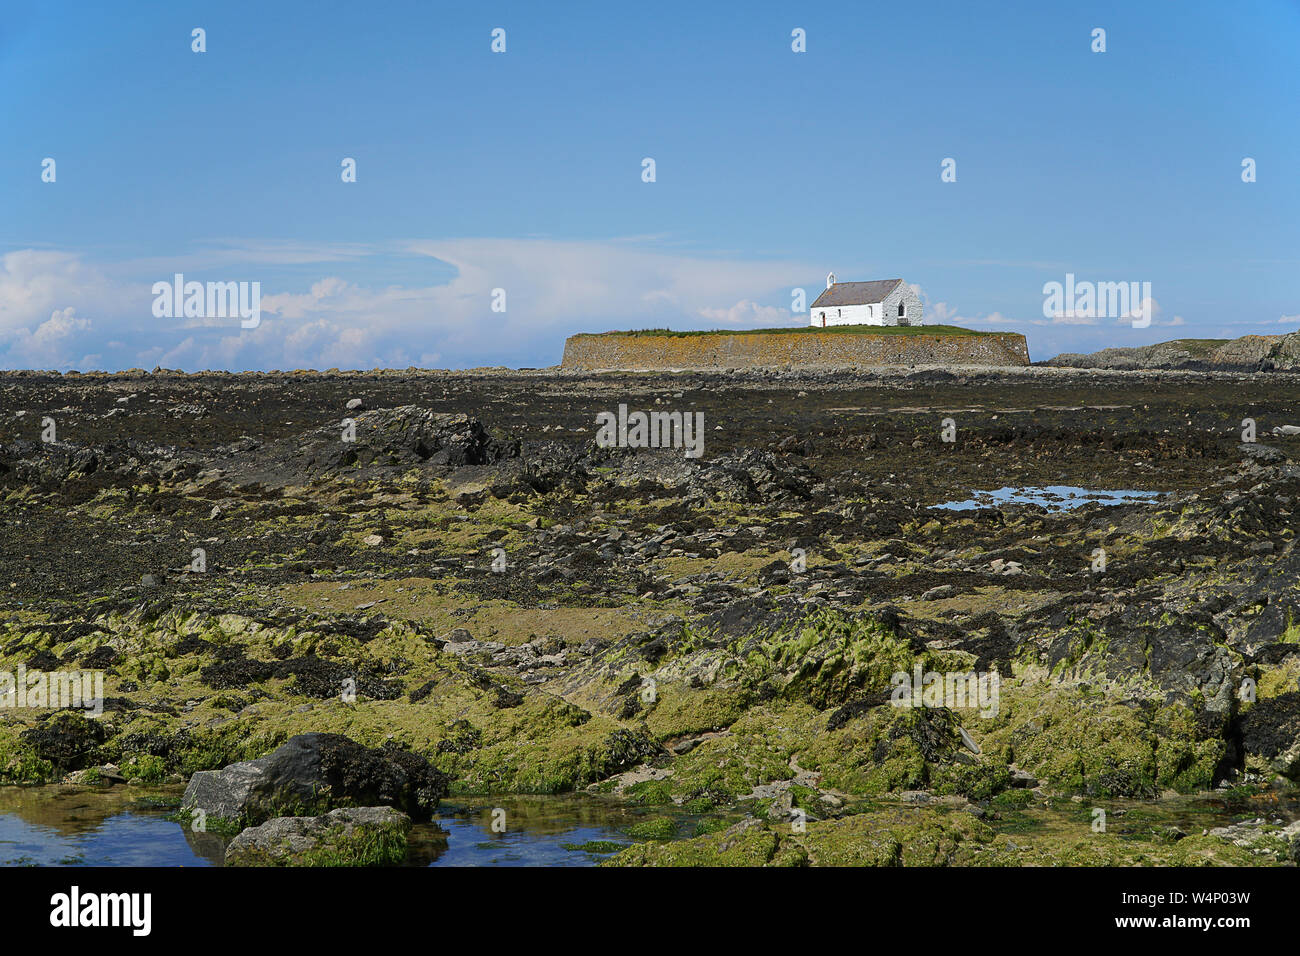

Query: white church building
left=809, top=274, right=923, bottom=327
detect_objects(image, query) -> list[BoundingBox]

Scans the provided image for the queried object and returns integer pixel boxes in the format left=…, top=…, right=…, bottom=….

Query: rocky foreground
left=1, top=365, right=1299, bottom=865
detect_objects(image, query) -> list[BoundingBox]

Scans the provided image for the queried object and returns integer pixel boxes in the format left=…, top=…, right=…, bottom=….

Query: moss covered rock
left=224, top=806, right=410, bottom=866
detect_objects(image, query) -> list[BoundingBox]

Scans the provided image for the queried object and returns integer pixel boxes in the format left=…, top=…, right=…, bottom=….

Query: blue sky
left=2, top=0, right=1298, bottom=370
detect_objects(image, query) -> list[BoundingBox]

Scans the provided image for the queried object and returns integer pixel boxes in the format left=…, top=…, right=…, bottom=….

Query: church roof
left=810, top=279, right=903, bottom=308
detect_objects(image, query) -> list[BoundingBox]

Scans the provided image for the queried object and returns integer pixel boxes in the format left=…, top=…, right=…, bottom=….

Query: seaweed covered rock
left=18, top=712, right=109, bottom=772
left=976, top=679, right=1227, bottom=797
left=324, top=407, right=517, bottom=470
left=224, top=407, right=519, bottom=484
left=737, top=609, right=920, bottom=710
left=1016, top=604, right=1237, bottom=714
left=1239, top=692, right=1300, bottom=781
left=0, top=440, right=101, bottom=485
left=182, top=732, right=449, bottom=825
left=689, top=450, right=817, bottom=504
left=224, top=806, right=411, bottom=866
left=800, top=702, right=1009, bottom=799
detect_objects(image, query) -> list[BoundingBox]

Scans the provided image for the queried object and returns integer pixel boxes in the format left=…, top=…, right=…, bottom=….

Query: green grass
left=1161, top=338, right=1231, bottom=351
left=572, top=324, right=1000, bottom=338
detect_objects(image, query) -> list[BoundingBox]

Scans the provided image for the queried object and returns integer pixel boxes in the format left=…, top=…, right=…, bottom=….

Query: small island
left=563, top=274, right=1028, bottom=370
left=561, top=324, right=1030, bottom=370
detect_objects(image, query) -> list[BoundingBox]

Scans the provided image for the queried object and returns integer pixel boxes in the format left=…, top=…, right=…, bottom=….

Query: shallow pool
left=931, top=485, right=1165, bottom=512
left=0, top=787, right=722, bottom=867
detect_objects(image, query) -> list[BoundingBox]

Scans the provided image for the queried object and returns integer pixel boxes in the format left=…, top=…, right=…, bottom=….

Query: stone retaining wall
left=561, top=330, right=1030, bottom=370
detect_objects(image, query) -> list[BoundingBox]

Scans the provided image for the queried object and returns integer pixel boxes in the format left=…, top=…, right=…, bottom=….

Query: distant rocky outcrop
left=1049, top=332, right=1300, bottom=371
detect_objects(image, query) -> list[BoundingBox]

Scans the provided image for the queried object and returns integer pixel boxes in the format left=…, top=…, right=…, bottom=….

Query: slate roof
left=810, top=278, right=903, bottom=308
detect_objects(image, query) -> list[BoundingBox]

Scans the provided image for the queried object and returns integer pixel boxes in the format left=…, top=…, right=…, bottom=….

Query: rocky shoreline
left=2, top=366, right=1298, bottom=865
left=1048, top=331, right=1300, bottom=372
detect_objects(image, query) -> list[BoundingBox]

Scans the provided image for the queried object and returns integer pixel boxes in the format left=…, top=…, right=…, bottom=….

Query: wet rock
left=181, top=732, right=449, bottom=825
left=602, top=729, right=664, bottom=774
left=224, top=806, right=410, bottom=866
left=1207, top=818, right=1300, bottom=862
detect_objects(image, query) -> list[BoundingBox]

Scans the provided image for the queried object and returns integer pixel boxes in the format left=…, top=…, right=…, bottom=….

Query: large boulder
left=182, top=733, right=449, bottom=825
left=1017, top=603, right=1237, bottom=715
left=249, top=407, right=518, bottom=483
left=224, top=806, right=411, bottom=866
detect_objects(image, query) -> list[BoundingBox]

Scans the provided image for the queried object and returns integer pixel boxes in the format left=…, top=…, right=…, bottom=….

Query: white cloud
left=697, top=299, right=793, bottom=325
left=402, top=238, right=812, bottom=333
left=0, top=239, right=817, bottom=370
left=1111, top=296, right=1161, bottom=326
left=914, top=286, right=1042, bottom=328
left=0, top=250, right=129, bottom=332
left=0, top=306, right=95, bottom=368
